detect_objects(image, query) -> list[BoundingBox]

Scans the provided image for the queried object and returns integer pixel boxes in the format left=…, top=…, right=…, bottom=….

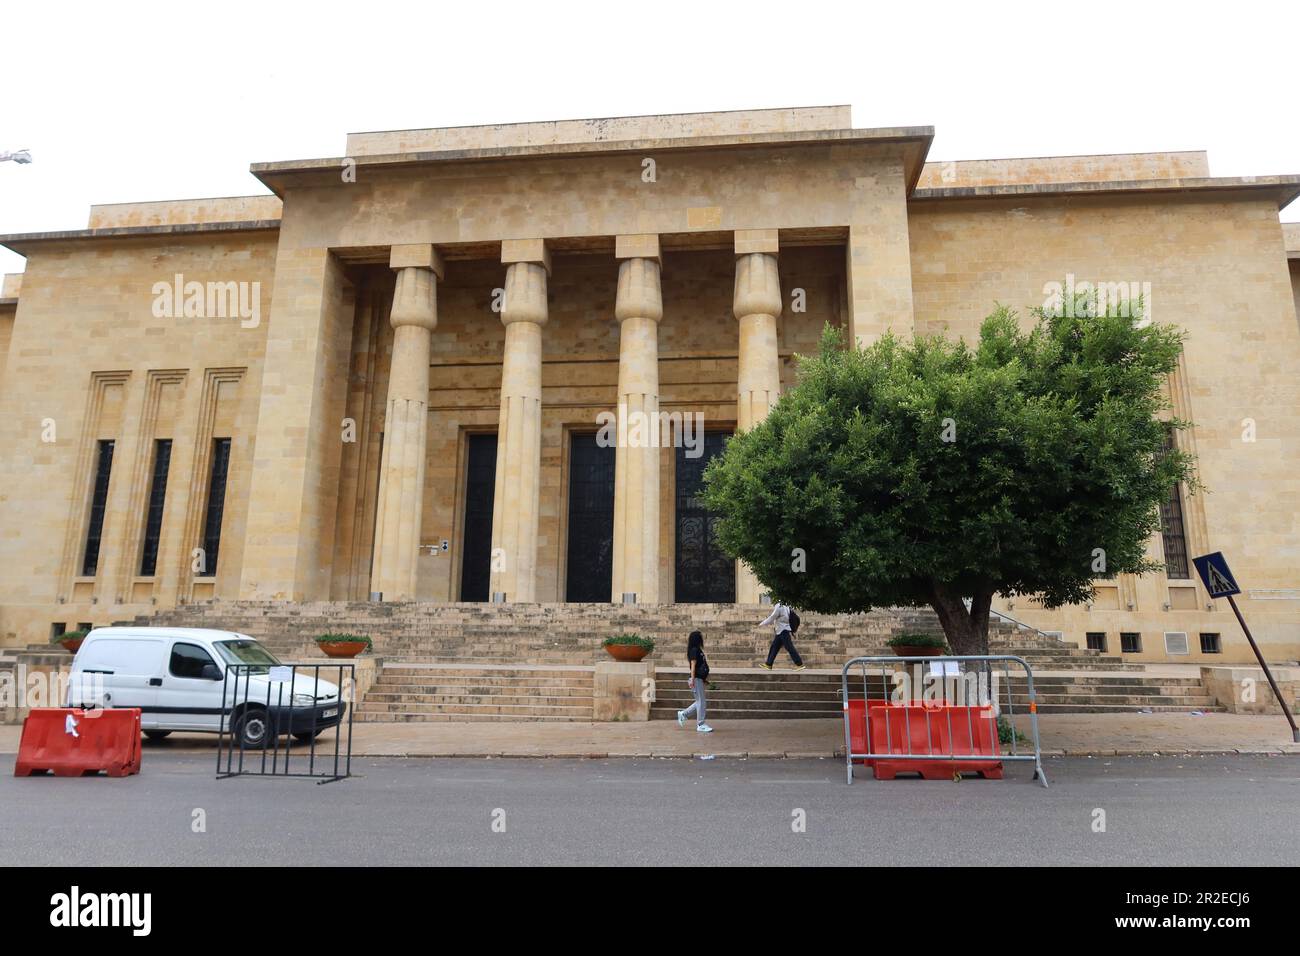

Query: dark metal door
left=675, top=432, right=735, bottom=603
left=565, top=434, right=615, bottom=602
left=459, top=434, right=497, bottom=601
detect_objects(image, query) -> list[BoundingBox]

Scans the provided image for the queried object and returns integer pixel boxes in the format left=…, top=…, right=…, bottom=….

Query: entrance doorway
left=565, top=433, right=615, bottom=602
left=459, top=433, right=497, bottom=601
left=675, top=432, right=735, bottom=603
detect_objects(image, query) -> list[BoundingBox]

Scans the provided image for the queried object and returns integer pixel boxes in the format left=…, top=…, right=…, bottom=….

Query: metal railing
left=216, top=662, right=354, bottom=784
left=961, top=597, right=1063, bottom=645
left=841, top=654, right=1048, bottom=787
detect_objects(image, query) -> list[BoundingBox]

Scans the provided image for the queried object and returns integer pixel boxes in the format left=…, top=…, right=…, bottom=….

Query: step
left=372, top=679, right=592, bottom=693
left=648, top=706, right=842, bottom=720
left=354, top=711, right=584, bottom=723
left=357, top=700, right=593, bottom=718
left=363, top=690, right=595, bottom=706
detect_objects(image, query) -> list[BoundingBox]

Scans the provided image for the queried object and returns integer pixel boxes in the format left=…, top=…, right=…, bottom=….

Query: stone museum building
left=2, top=106, right=1298, bottom=666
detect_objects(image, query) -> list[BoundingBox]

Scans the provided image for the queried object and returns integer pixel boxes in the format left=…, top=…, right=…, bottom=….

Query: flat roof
left=251, top=125, right=938, bottom=197
left=911, top=174, right=1300, bottom=209
left=345, top=105, right=855, bottom=155
left=0, top=218, right=282, bottom=254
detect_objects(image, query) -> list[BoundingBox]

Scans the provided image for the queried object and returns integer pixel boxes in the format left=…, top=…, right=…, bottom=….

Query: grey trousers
left=682, top=678, right=707, bottom=725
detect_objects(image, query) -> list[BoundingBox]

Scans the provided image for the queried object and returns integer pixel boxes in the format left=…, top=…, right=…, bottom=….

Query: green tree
left=702, top=293, right=1196, bottom=655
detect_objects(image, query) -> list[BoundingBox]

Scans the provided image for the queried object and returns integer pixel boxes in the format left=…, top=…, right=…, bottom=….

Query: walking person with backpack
left=757, top=601, right=805, bottom=670
left=677, top=630, right=714, bottom=733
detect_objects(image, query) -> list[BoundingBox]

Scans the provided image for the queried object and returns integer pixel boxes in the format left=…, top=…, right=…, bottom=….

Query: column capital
left=502, top=259, right=549, bottom=327
left=389, top=243, right=445, bottom=278
left=734, top=229, right=779, bottom=256
left=615, top=233, right=661, bottom=267
left=733, top=250, right=781, bottom=321
left=502, top=238, right=551, bottom=276
left=615, top=255, right=663, bottom=324
left=390, top=262, right=438, bottom=331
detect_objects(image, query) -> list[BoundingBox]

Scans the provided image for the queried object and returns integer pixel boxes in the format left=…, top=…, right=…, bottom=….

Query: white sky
left=2, top=0, right=1297, bottom=276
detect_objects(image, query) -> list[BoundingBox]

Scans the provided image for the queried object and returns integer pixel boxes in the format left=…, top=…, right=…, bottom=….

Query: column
left=370, top=244, right=443, bottom=601
left=733, top=229, right=782, bottom=603
left=611, top=234, right=663, bottom=604
left=489, top=239, right=549, bottom=602
left=239, top=246, right=352, bottom=601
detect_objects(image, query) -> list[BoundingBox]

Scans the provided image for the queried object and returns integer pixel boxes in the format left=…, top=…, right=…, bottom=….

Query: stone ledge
left=912, top=174, right=1300, bottom=206
left=0, top=219, right=282, bottom=252
left=1200, top=665, right=1299, bottom=715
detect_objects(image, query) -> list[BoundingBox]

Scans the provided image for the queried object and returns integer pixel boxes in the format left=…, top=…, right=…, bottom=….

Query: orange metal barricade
left=841, top=654, right=1049, bottom=787
left=13, top=708, right=142, bottom=778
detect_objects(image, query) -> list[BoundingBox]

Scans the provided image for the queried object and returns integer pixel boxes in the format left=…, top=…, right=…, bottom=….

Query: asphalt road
left=3, top=754, right=1296, bottom=866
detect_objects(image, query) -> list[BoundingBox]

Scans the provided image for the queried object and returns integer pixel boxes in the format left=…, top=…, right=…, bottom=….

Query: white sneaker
left=677, top=710, right=686, bottom=728
left=696, top=724, right=714, bottom=733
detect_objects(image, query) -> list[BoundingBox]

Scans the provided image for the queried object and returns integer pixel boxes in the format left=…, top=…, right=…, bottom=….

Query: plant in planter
left=997, top=715, right=1028, bottom=747
left=314, top=633, right=373, bottom=659
left=885, top=633, right=948, bottom=657
left=601, top=633, right=655, bottom=662
left=52, top=629, right=89, bottom=654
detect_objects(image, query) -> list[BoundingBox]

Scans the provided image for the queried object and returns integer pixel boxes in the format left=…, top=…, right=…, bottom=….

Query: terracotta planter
left=317, top=641, right=368, bottom=659
left=59, top=637, right=84, bottom=655
left=890, top=644, right=944, bottom=658
left=603, top=643, right=650, bottom=662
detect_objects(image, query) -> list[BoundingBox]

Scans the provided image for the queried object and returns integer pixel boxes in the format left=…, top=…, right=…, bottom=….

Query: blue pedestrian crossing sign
left=1193, top=552, right=1241, bottom=599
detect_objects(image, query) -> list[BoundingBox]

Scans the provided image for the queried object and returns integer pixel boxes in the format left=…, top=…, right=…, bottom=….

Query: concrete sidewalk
left=1, top=712, right=1297, bottom=759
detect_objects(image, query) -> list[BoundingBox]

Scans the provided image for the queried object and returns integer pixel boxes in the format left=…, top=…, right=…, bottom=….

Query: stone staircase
left=649, top=669, right=1219, bottom=720
left=132, top=600, right=1218, bottom=721
left=138, top=600, right=1113, bottom=667
left=357, top=663, right=594, bottom=722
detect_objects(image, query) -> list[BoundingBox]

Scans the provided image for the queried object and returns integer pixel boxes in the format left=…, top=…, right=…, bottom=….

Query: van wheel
left=233, top=708, right=272, bottom=749
left=144, top=730, right=172, bottom=741
left=292, top=730, right=324, bottom=743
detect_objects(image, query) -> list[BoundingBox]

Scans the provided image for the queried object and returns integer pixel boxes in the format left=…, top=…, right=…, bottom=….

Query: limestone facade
left=1, top=106, right=1298, bottom=665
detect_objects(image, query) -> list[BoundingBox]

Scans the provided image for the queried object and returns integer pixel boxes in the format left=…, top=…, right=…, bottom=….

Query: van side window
left=170, top=642, right=217, bottom=679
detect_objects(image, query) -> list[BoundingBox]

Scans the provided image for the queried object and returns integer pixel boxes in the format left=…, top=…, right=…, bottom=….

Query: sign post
left=1193, top=552, right=1299, bottom=742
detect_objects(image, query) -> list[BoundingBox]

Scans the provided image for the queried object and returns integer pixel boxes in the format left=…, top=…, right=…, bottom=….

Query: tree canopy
left=701, top=295, right=1196, bottom=654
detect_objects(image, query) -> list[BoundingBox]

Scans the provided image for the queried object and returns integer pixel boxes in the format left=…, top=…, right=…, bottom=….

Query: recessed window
left=139, top=439, right=173, bottom=576
left=1199, top=632, right=1222, bottom=654
left=198, top=438, right=231, bottom=577
left=50, top=623, right=67, bottom=640
left=1158, top=429, right=1190, bottom=579
left=77, top=622, right=92, bottom=632
left=81, top=439, right=116, bottom=576
left=1120, top=632, right=1142, bottom=654
left=1086, top=632, right=1107, bottom=652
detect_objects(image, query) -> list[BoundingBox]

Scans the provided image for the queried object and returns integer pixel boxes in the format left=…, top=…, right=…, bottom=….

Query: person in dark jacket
left=677, top=630, right=713, bottom=733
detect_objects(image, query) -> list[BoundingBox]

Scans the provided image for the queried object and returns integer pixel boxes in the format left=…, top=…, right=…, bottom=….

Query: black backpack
left=788, top=608, right=800, bottom=634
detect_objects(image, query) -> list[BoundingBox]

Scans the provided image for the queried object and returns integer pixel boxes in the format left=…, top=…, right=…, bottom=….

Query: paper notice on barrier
left=268, top=666, right=293, bottom=683
left=928, top=661, right=960, bottom=678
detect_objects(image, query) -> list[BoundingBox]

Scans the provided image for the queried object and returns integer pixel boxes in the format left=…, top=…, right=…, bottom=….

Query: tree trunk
left=928, top=582, right=993, bottom=656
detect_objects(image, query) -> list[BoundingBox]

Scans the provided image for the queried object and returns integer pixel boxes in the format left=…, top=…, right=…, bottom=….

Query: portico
left=233, top=107, right=926, bottom=607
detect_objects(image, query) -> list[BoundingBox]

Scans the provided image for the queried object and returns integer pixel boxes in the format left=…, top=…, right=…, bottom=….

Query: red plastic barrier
left=846, top=699, right=869, bottom=765
left=866, top=701, right=1002, bottom=780
left=13, top=708, right=142, bottom=778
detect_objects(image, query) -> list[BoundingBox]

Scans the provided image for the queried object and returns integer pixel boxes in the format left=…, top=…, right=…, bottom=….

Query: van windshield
left=213, top=640, right=281, bottom=672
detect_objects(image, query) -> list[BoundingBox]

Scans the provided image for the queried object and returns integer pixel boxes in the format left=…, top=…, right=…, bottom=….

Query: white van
left=66, top=627, right=345, bottom=748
